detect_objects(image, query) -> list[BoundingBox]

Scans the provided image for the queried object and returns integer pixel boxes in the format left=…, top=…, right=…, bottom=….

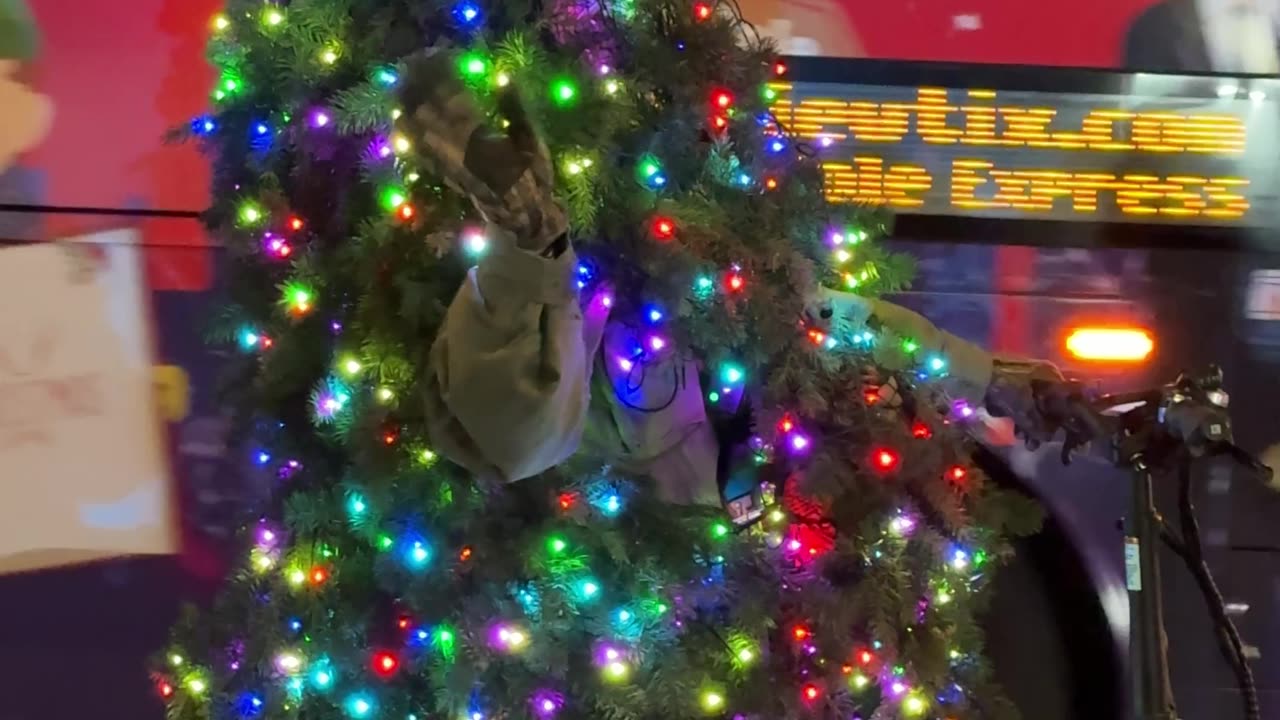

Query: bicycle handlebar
left=1037, top=366, right=1274, bottom=484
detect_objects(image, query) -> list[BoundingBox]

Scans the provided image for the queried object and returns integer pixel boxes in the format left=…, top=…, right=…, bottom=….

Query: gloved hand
left=983, top=356, right=1071, bottom=449
left=396, top=50, right=568, bottom=254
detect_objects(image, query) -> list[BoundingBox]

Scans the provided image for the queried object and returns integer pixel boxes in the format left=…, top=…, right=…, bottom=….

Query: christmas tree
left=157, top=1, right=1045, bottom=719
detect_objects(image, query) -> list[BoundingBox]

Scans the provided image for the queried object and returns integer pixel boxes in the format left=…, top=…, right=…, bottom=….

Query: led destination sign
left=769, top=83, right=1280, bottom=226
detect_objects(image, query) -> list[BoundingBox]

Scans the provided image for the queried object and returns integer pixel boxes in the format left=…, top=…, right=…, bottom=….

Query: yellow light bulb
left=605, top=80, right=620, bottom=94
left=393, top=135, right=411, bottom=154
left=566, top=161, right=583, bottom=175
left=170, top=653, right=185, bottom=667
left=834, top=248, right=852, bottom=263
left=287, top=569, right=306, bottom=586
left=188, top=678, right=207, bottom=694
left=264, top=9, right=284, bottom=26
left=276, top=651, right=304, bottom=673
left=419, top=449, right=437, bottom=464
left=496, top=72, right=511, bottom=87
left=605, top=660, right=629, bottom=681
left=376, top=387, right=394, bottom=402
left=701, top=691, right=725, bottom=711
left=212, top=14, right=230, bottom=31
left=392, top=108, right=403, bottom=120
left=321, top=48, right=339, bottom=65
left=342, top=358, right=362, bottom=375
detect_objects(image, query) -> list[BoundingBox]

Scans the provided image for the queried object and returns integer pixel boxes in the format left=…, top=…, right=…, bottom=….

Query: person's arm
left=809, top=288, right=1064, bottom=439
left=398, top=51, right=603, bottom=483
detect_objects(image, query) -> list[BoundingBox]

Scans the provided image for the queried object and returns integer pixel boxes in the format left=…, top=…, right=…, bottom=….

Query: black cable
left=1175, top=455, right=1260, bottom=720
left=0, top=203, right=200, bottom=218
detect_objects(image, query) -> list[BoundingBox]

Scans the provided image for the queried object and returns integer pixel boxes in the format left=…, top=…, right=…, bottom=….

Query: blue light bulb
left=345, top=693, right=374, bottom=718
left=454, top=1, right=481, bottom=23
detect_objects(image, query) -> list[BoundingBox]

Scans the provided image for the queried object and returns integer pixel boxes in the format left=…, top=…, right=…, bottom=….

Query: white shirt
left=1198, top=0, right=1280, bottom=73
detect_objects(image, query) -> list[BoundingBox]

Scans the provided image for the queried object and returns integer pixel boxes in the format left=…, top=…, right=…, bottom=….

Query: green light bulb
left=550, top=78, right=578, bottom=106
left=239, top=203, right=263, bottom=225
left=459, top=52, right=488, bottom=77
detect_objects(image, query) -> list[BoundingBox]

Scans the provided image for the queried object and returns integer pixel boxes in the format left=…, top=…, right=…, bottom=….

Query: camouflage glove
left=983, top=356, right=1070, bottom=448
left=395, top=50, right=568, bottom=254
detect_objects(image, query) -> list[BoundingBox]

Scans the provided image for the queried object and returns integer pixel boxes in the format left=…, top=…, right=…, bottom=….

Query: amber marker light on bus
left=1065, top=327, right=1155, bottom=362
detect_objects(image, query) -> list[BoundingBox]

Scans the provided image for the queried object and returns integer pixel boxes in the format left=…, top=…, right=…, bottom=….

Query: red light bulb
left=802, top=684, right=821, bottom=702
left=873, top=448, right=900, bottom=471
left=807, top=329, right=826, bottom=345
left=779, top=415, right=795, bottom=433
left=727, top=273, right=744, bottom=292
left=773, top=61, right=788, bottom=76
left=911, top=421, right=932, bottom=439
left=372, top=651, right=400, bottom=677
left=558, top=492, right=577, bottom=510
left=652, top=216, right=676, bottom=240
left=289, top=216, right=304, bottom=231
left=764, top=177, right=778, bottom=190
left=711, top=114, right=729, bottom=130
left=863, top=389, right=880, bottom=405
left=693, top=1, right=712, bottom=20
left=398, top=616, right=411, bottom=629
left=711, top=89, right=733, bottom=109
left=792, top=624, right=810, bottom=640
left=398, top=204, right=415, bottom=220
left=857, top=649, right=874, bottom=665
left=947, top=465, right=968, bottom=483
left=309, top=566, right=328, bottom=585
left=158, top=682, right=175, bottom=699
left=459, top=546, right=473, bottom=561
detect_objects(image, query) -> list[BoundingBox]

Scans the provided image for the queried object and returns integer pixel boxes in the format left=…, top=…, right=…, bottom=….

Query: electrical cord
left=1172, top=454, right=1260, bottom=720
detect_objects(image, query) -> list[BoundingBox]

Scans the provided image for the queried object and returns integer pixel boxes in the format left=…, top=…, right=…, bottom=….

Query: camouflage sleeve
left=808, top=289, right=995, bottom=404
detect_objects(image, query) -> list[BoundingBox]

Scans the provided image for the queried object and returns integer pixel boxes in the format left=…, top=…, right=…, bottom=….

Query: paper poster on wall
left=0, top=232, right=177, bottom=574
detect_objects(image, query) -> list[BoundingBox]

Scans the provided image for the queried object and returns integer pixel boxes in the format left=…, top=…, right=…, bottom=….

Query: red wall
left=17, top=0, right=219, bottom=290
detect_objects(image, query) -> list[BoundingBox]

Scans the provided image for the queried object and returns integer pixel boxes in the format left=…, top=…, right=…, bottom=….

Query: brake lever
left=1214, top=442, right=1275, bottom=485
left=1055, top=390, right=1107, bottom=466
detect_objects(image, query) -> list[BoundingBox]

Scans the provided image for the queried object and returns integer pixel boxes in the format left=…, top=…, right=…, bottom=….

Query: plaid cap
left=0, top=0, right=37, bottom=60
left=396, top=50, right=567, bottom=251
